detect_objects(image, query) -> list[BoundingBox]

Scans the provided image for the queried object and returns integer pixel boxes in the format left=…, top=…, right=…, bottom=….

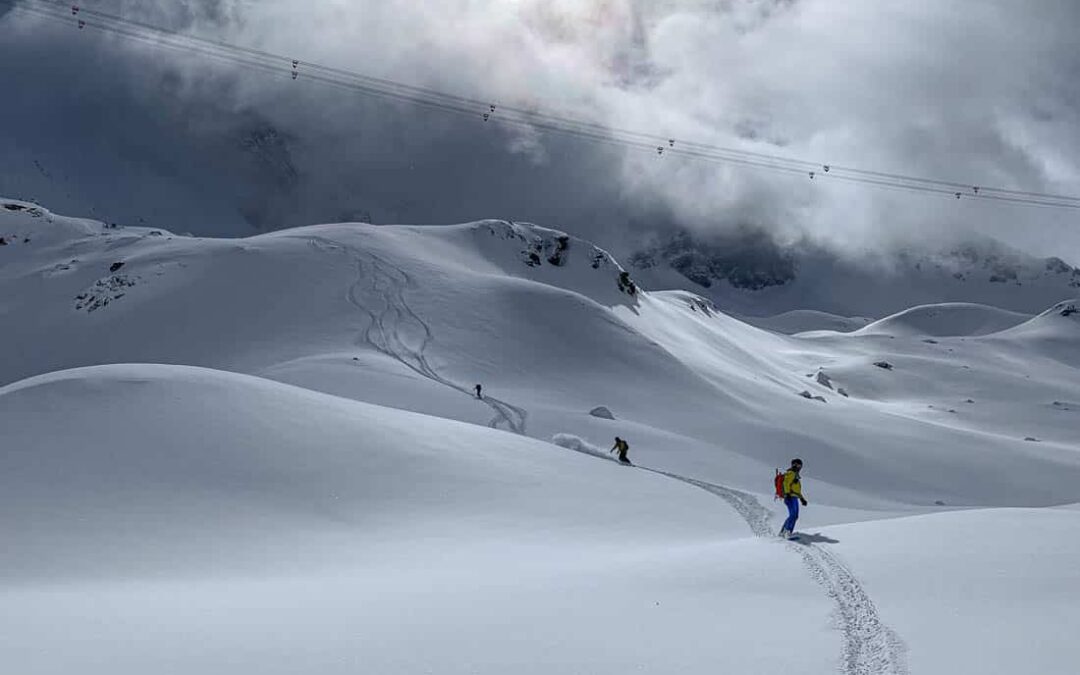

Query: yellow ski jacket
left=783, top=470, right=803, bottom=498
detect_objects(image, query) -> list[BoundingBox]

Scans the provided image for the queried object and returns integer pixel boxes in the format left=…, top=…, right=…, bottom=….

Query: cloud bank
left=2, top=0, right=1079, bottom=258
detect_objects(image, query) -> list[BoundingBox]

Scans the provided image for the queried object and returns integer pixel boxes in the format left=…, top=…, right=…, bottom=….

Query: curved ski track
left=309, top=236, right=527, bottom=434
left=642, top=468, right=908, bottom=675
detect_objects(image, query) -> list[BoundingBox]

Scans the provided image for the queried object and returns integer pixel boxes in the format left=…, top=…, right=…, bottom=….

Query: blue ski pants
left=782, top=496, right=800, bottom=532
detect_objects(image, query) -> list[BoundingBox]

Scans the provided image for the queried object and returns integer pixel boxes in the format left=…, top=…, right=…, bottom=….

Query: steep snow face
left=630, top=228, right=1080, bottom=318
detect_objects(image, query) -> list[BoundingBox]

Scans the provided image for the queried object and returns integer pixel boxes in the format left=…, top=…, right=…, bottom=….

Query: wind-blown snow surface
left=3, top=200, right=1080, bottom=674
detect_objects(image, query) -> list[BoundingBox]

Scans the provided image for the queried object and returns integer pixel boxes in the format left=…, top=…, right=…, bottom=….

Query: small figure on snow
left=474, top=384, right=483, bottom=399
left=610, top=436, right=631, bottom=465
left=778, top=458, right=808, bottom=539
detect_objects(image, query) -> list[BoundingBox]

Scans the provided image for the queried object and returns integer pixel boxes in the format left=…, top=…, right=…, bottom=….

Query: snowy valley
left=2, top=199, right=1079, bottom=675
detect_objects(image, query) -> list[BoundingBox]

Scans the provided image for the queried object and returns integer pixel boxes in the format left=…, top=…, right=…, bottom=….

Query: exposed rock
left=873, top=361, right=894, bottom=370
left=547, top=236, right=569, bottom=266
left=589, top=406, right=616, bottom=420
left=75, top=274, right=138, bottom=313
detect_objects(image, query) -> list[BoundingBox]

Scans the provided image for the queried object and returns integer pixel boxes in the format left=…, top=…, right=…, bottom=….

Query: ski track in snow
left=642, top=468, right=909, bottom=675
left=310, top=233, right=903, bottom=671
left=309, top=236, right=528, bottom=434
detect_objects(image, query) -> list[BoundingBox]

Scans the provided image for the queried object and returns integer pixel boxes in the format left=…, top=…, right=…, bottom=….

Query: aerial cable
left=22, top=0, right=1080, bottom=206
left=8, top=0, right=1080, bottom=209
left=16, top=0, right=1080, bottom=209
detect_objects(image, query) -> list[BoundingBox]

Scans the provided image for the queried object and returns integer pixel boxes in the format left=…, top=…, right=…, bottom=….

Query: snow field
left=2, top=201, right=1079, bottom=673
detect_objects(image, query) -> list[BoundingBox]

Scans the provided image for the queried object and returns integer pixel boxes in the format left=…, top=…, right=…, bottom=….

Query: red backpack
left=774, top=470, right=785, bottom=500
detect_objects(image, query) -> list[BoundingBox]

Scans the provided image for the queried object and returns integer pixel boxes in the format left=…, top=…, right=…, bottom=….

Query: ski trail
left=309, top=236, right=527, bottom=434
left=640, top=468, right=908, bottom=675
left=313, top=233, right=901, bottom=671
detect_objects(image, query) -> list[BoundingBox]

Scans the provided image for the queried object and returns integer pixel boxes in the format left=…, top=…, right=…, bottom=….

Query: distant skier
left=779, top=458, right=808, bottom=539
left=475, top=384, right=483, bottom=399
left=610, top=436, right=631, bottom=465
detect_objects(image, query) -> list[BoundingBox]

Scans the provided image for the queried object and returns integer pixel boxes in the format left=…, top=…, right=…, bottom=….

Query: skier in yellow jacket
left=779, top=458, right=808, bottom=539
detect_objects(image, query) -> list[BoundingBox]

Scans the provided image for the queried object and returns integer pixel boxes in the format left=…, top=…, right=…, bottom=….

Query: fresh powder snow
left=2, top=201, right=1078, bottom=675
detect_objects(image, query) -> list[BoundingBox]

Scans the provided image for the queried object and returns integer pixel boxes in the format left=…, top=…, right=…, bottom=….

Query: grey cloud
left=2, top=0, right=1079, bottom=261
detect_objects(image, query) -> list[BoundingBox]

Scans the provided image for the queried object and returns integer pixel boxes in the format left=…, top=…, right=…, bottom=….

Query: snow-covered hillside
left=855, top=302, right=1032, bottom=338
left=3, top=200, right=1079, bottom=674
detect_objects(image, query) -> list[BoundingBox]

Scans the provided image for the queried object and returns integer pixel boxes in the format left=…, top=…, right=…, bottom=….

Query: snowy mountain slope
left=616, top=291, right=1080, bottom=505
left=4, top=200, right=1080, bottom=674
left=3, top=364, right=1076, bottom=675
left=743, top=308, right=875, bottom=335
left=629, top=228, right=1080, bottom=318
left=992, top=299, right=1080, bottom=360
left=2, top=200, right=1079, bottom=510
left=855, top=302, right=1031, bottom=337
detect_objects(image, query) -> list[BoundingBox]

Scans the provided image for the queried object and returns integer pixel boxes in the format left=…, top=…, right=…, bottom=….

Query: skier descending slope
left=474, top=383, right=483, bottom=399
left=779, top=458, right=808, bottom=539
left=610, top=436, right=632, bottom=465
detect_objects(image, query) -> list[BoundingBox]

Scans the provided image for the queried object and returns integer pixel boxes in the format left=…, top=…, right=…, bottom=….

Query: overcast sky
left=2, top=0, right=1079, bottom=260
